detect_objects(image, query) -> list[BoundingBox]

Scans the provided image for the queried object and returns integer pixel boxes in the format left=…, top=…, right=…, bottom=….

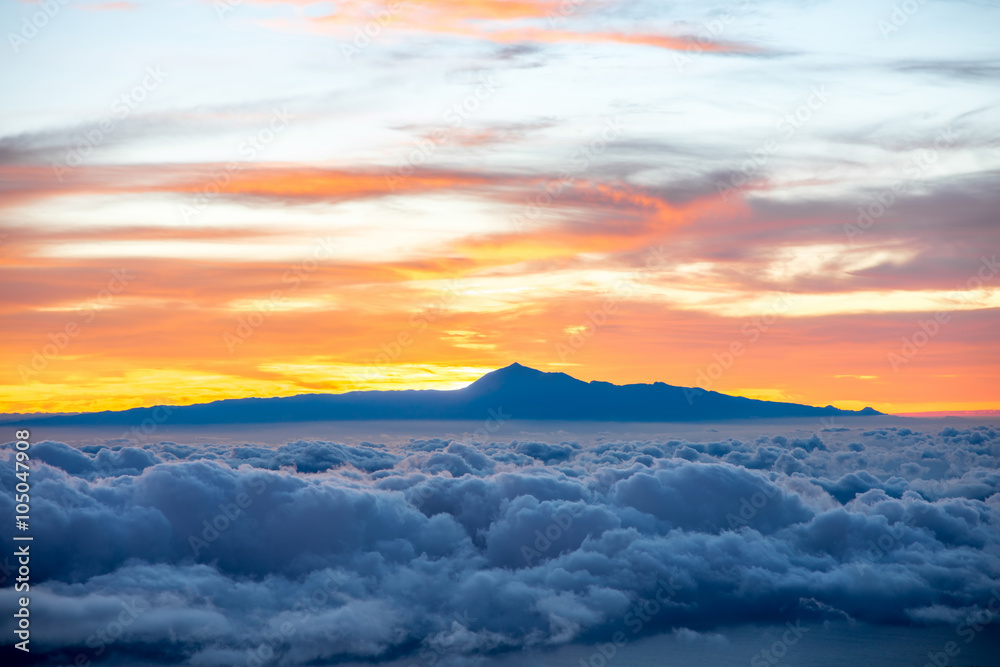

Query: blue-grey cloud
left=1, top=422, right=998, bottom=665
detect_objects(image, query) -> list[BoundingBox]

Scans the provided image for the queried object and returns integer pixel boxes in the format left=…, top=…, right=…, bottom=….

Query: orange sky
left=2, top=162, right=997, bottom=415
left=1, top=0, right=998, bottom=416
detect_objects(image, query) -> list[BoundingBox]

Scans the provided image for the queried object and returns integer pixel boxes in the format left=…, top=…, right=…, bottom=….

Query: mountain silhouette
left=8, top=363, right=881, bottom=426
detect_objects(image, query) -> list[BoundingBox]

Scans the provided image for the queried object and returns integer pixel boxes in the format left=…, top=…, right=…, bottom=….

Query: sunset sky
left=1, top=0, right=998, bottom=415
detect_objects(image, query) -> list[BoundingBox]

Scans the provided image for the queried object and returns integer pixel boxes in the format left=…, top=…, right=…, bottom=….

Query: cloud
left=248, top=0, right=766, bottom=55
left=896, top=59, right=1000, bottom=80
left=2, top=423, right=999, bottom=664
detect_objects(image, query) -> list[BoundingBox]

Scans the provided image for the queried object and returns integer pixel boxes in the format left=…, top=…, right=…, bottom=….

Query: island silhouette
left=9, top=363, right=881, bottom=425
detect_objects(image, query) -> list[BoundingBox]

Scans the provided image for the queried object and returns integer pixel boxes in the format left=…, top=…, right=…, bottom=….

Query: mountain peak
left=466, top=362, right=544, bottom=390
left=468, top=362, right=600, bottom=394
left=497, top=362, right=534, bottom=374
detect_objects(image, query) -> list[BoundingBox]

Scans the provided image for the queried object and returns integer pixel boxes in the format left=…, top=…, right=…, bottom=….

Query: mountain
left=8, top=363, right=881, bottom=426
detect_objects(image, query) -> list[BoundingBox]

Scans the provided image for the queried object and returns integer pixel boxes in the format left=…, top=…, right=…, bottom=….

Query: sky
left=1, top=0, right=999, bottom=415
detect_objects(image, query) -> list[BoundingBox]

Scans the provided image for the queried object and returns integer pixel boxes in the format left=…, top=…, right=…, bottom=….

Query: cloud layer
left=2, top=422, right=999, bottom=665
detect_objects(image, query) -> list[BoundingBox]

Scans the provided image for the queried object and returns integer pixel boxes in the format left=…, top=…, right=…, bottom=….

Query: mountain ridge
left=7, top=363, right=881, bottom=426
